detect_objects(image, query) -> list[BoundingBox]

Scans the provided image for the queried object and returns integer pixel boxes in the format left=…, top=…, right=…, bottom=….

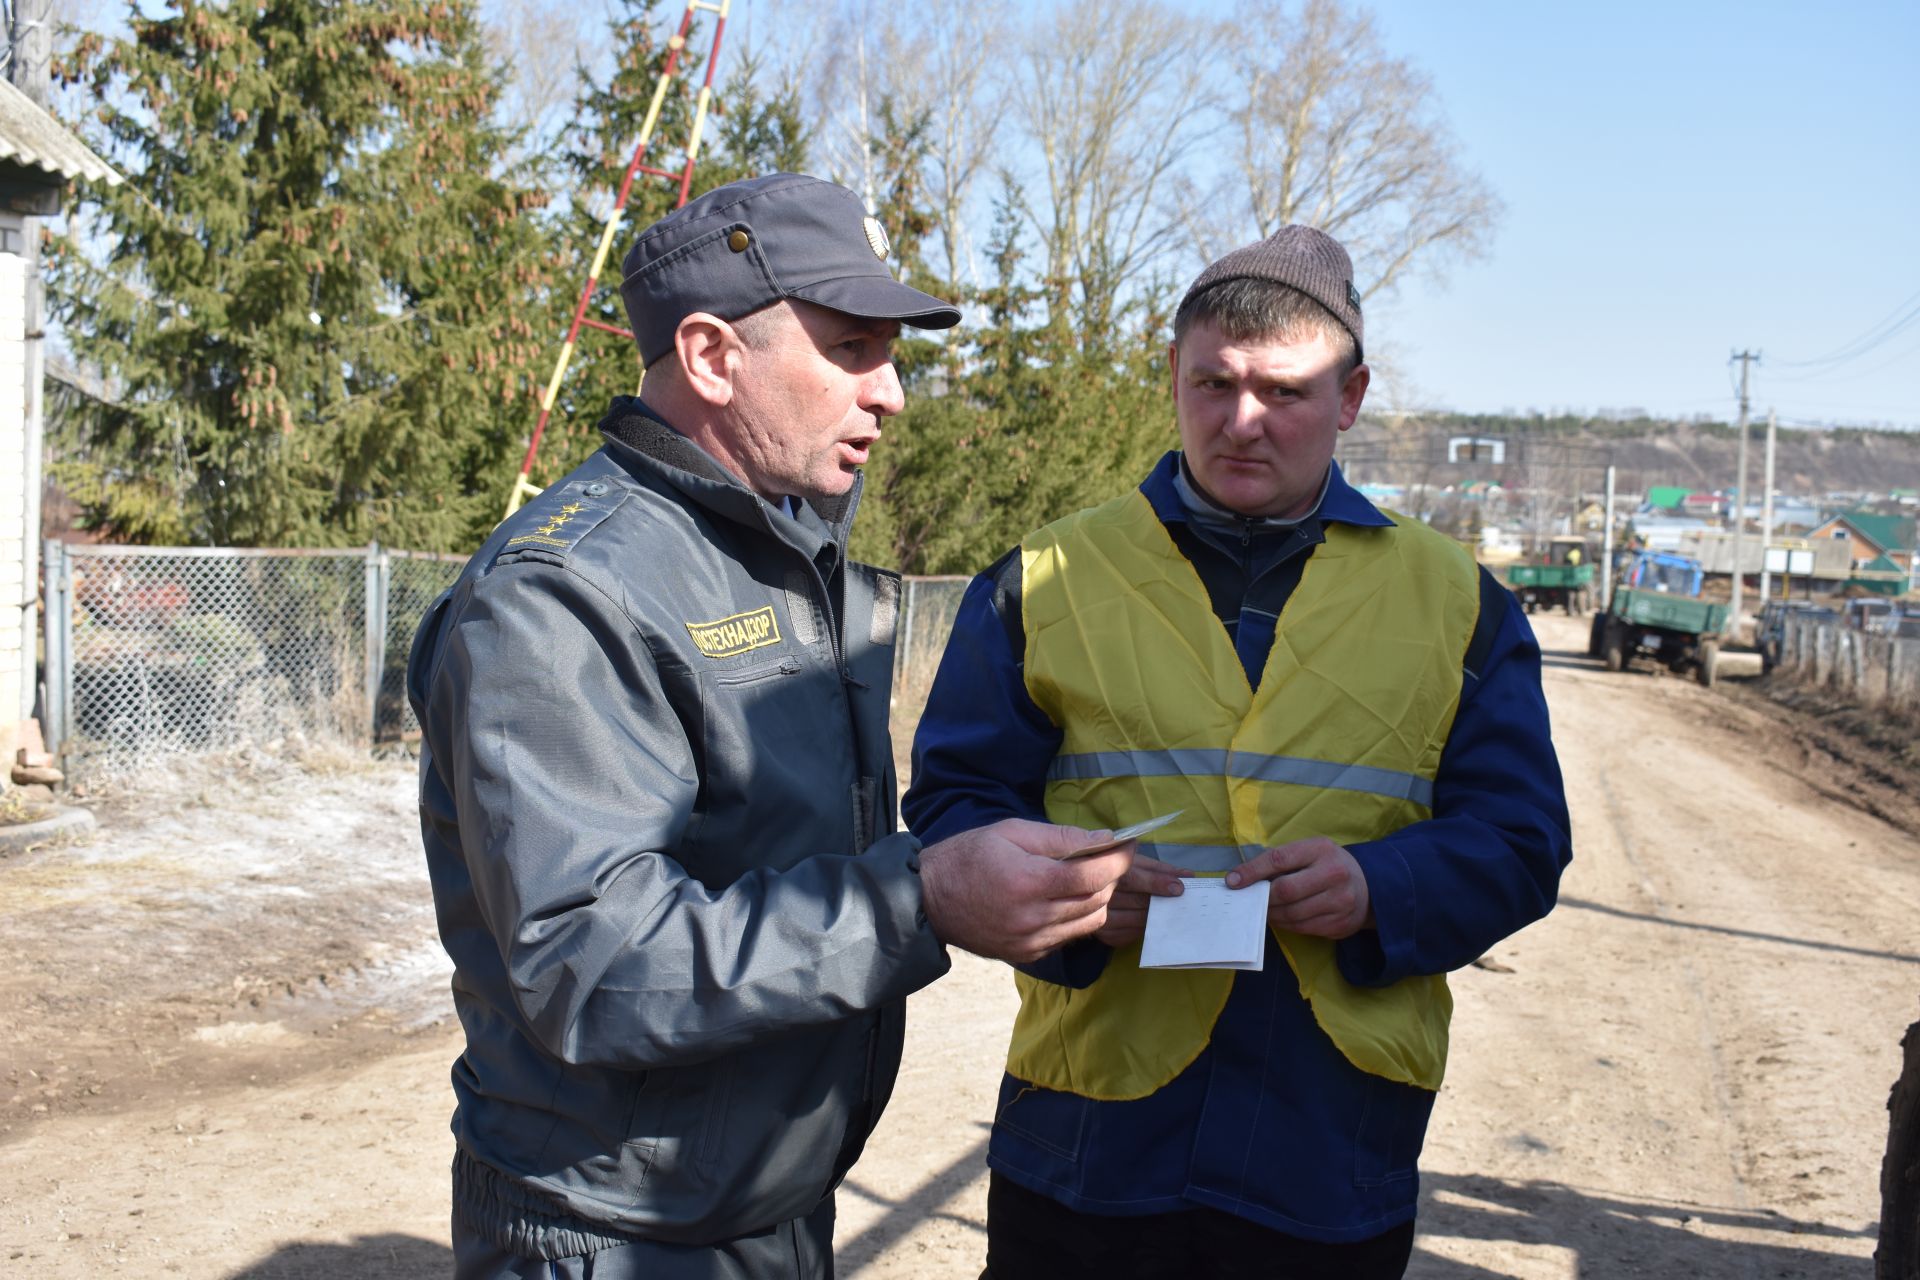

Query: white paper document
left=1138, top=878, right=1271, bottom=971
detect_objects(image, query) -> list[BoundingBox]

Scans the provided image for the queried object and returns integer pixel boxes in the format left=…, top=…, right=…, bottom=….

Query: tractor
left=1585, top=550, right=1729, bottom=687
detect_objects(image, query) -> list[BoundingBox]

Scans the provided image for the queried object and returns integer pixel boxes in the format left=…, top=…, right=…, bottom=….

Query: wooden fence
left=1776, top=615, right=1920, bottom=713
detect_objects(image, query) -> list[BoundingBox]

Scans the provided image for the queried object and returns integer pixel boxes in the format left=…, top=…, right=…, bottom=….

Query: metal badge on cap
left=862, top=216, right=890, bottom=261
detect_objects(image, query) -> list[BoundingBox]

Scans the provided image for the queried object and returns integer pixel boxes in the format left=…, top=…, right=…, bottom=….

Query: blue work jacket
left=902, top=452, right=1572, bottom=1243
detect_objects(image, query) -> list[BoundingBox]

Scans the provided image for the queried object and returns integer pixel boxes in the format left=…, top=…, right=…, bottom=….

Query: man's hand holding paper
left=1225, top=835, right=1373, bottom=940
left=1093, top=852, right=1197, bottom=948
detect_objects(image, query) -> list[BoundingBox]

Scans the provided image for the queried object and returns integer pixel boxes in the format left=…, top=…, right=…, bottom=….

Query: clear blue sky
left=70, top=0, right=1920, bottom=430
left=1326, top=0, right=1920, bottom=428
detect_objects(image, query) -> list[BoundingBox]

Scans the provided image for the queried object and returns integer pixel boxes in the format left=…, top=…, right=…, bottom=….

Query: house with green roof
left=1809, top=510, right=1915, bottom=594
left=1642, top=485, right=1693, bottom=513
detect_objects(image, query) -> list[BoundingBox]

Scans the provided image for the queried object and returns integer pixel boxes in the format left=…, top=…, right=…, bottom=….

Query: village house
left=0, top=78, right=119, bottom=767
left=1808, top=509, right=1916, bottom=596
left=1810, top=510, right=1916, bottom=573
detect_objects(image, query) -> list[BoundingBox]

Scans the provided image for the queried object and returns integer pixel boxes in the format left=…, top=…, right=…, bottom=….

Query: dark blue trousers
left=983, top=1172, right=1416, bottom=1280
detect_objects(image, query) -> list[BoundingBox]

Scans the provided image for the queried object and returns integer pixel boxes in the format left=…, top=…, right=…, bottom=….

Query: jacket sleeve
left=903, top=559, right=1109, bottom=988
left=1337, top=590, right=1572, bottom=986
left=425, top=558, right=951, bottom=1070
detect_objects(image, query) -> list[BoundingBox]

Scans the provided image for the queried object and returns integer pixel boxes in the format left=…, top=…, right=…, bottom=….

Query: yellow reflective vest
left=1009, top=488, right=1479, bottom=1099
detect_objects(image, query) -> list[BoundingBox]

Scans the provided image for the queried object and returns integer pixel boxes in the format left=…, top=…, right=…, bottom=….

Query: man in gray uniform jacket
left=409, top=172, right=1135, bottom=1279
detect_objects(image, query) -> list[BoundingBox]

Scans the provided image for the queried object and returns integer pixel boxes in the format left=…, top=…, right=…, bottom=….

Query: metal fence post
left=363, top=542, right=384, bottom=745
left=893, top=577, right=916, bottom=702
left=376, top=547, right=392, bottom=738
left=41, top=540, right=67, bottom=754
left=57, top=542, right=70, bottom=755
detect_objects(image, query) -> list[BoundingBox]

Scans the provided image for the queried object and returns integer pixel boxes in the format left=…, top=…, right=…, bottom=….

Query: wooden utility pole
left=1601, top=463, right=1617, bottom=610
left=1728, top=350, right=1760, bottom=635
left=8, top=0, right=49, bottom=104
left=1759, top=407, right=1777, bottom=608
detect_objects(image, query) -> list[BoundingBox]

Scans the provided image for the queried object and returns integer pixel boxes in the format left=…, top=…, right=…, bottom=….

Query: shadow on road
left=219, top=1233, right=451, bottom=1279
left=838, top=1129, right=1877, bottom=1277
left=1413, top=1170, right=1873, bottom=1278
left=839, top=1126, right=990, bottom=1275
left=1560, top=895, right=1920, bottom=966
left=224, top=1154, right=1870, bottom=1277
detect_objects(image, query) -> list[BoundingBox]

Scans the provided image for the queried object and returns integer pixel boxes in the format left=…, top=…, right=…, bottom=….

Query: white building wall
left=0, top=250, right=26, bottom=755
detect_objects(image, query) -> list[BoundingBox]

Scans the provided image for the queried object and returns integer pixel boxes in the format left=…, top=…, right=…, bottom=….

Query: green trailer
left=1507, top=561, right=1596, bottom=614
left=1584, top=551, right=1729, bottom=686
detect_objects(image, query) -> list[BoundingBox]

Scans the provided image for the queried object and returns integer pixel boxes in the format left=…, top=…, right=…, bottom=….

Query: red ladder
left=505, top=0, right=732, bottom=518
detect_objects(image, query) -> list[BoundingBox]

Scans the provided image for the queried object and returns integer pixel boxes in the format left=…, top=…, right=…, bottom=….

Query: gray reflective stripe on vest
left=1134, top=841, right=1263, bottom=871
left=1048, top=748, right=1225, bottom=781
left=1047, top=748, right=1433, bottom=807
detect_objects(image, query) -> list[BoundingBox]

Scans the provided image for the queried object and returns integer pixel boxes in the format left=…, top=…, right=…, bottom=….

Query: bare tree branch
left=751, top=0, right=1013, bottom=310
left=887, top=0, right=1012, bottom=295
left=1011, top=0, right=1221, bottom=340
left=1207, top=0, right=1501, bottom=300
left=484, top=0, right=594, bottom=164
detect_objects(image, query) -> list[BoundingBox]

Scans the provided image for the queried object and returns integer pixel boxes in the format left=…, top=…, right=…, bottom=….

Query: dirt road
left=1, top=611, right=1915, bottom=1277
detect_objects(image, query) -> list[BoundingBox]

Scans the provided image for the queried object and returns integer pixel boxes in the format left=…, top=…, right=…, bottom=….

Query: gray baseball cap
left=618, top=172, right=962, bottom=365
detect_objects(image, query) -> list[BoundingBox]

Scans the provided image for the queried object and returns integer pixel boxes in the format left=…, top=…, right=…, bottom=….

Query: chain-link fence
left=42, top=544, right=977, bottom=781
left=376, top=551, right=470, bottom=743
left=44, top=545, right=371, bottom=777
left=43, top=543, right=472, bottom=779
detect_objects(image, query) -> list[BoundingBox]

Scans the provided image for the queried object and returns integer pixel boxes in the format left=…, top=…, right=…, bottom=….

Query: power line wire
left=1770, top=286, right=1920, bottom=370
left=1765, top=329, right=1920, bottom=386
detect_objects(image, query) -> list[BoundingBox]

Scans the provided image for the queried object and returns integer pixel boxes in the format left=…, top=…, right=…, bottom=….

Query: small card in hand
left=1059, top=810, right=1184, bottom=859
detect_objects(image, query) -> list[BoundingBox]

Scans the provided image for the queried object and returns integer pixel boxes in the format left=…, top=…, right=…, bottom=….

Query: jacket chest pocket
left=713, top=656, right=803, bottom=688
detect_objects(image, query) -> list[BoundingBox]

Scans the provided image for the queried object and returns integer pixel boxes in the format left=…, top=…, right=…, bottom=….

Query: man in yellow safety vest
left=904, top=226, right=1572, bottom=1279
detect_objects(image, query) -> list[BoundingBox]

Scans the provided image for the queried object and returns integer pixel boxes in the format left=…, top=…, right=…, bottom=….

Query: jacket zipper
left=804, top=552, right=851, bottom=683
left=714, top=656, right=803, bottom=686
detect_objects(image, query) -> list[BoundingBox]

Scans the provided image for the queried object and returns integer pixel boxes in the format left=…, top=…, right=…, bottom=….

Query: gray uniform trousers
left=452, top=1197, right=835, bottom=1280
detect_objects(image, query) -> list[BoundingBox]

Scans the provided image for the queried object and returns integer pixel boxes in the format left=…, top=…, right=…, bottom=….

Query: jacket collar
left=1139, top=450, right=1391, bottom=531
left=596, top=396, right=856, bottom=558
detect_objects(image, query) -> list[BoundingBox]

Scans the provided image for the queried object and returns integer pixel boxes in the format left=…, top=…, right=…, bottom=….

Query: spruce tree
left=50, top=0, right=555, bottom=551
left=858, top=185, right=1172, bottom=576
left=843, top=95, right=941, bottom=569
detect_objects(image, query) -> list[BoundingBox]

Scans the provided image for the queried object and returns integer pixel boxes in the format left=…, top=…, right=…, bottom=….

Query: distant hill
left=1346, top=411, right=1920, bottom=504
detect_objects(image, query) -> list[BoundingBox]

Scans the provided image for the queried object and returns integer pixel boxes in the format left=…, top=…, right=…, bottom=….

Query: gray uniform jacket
left=408, top=399, right=952, bottom=1261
